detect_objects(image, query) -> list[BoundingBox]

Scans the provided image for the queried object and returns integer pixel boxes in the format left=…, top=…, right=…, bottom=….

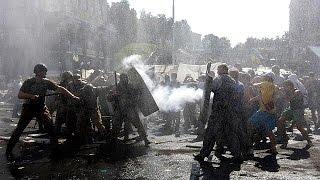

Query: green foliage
left=229, top=32, right=291, bottom=66
left=106, top=1, right=291, bottom=67
left=202, top=34, right=231, bottom=60
left=138, top=12, right=193, bottom=49
left=173, top=20, right=192, bottom=50
left=108, top=0, right=138, bottom=52
left=138, top=12, right=173, bottom=46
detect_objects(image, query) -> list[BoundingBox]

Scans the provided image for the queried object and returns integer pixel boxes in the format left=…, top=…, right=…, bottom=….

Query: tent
left=176, top=63, right=221, bottom=82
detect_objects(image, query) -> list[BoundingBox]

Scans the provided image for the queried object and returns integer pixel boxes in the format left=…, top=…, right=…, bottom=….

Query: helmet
left=33, top=64, right=48, bottom=74
left=61, top=71, right=73, bottom=81
left=73, top=73, right=81, bottom=80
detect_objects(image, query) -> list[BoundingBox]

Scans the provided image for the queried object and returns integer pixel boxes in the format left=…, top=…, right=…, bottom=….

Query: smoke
left=122, top=55, right=203, bottom=112
left=123, top=55, right=156, bottom=90
left=153, top=85, right=203, bottom=112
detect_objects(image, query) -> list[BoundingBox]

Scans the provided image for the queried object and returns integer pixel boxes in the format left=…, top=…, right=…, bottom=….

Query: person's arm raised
left=18, top=91, right=38, bottom=100
left=56, top=86, right=80, bottom=100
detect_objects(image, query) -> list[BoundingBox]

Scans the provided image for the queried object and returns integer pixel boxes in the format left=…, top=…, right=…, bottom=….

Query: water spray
left=122, top=55, right=203, bottom=112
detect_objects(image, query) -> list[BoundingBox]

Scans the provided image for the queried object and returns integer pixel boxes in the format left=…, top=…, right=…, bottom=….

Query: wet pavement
left=0, top=105, right=320, bottom=179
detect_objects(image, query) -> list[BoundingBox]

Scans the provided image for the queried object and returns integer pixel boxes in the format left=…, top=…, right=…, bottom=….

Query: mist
left=0, top=1, right=62, bottom=78
left=123, top=55, right=203, bottom=112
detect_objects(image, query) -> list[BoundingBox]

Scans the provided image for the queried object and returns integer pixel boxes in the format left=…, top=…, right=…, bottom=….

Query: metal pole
left=172, top=0, right=175, bottom=65
left=114, top=71, right=117, bottom=88
left=173, top=0, right=175, bottom=22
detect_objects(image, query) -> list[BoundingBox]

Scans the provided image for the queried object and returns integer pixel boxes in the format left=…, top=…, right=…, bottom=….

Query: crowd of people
left=5, top=64, right=152, bottom=160
left=3, top=62, right=320, bottom=165
left=194, top=64, right=317, bottom=163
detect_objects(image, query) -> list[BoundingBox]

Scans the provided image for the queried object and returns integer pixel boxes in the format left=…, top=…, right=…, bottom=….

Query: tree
left=202, top=34, right=231, bottom=61
left=108, top=0, right=138, bottom=55
left=229, top=33, right=292, bottom=67
left=173, top=20, right=192, bottom=50
left=138, top=12, right=173, bottom=47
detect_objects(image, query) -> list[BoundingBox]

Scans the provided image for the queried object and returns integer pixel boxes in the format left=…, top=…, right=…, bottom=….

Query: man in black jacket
left=194, top=64, right=243, bottom=162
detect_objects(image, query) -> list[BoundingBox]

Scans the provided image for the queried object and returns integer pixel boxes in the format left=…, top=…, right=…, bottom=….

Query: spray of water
left=123, top=55, right=156, bottom=90
left=153, top=86, right=203, bottom=112
left=122, top=55, right=203, bottom=112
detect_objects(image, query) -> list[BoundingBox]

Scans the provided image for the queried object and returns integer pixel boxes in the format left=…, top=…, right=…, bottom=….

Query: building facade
left=289, top=0, right=320, bottom=61
left=0, top=0, right=111, bottom=79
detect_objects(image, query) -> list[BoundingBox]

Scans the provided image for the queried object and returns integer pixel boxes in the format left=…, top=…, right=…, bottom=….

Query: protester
left=55, top=71, right=73, bottom=135
left=272, top=65, right=285, bottom=86
left=160, top=74, right=172, bottom=133
left=305, top=72, right=320, bottom=130
left=249, top=73, right=278, bottom=154
left=241, top=73, right=258, bottom=120
left=277, top=80, right=313, bottom=149
left=182, top=76, right=197, bottom=133
left=66, top=74, right=88, bottom=140
left=6, top=64, right=80, bottom=160
left=194, top=64, right=244, bottom=163
left=169, top=73, right=181, bottom=137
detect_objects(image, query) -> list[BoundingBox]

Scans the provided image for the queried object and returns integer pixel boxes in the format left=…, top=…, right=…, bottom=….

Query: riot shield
left=127, top=67, right=159, bottom=117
